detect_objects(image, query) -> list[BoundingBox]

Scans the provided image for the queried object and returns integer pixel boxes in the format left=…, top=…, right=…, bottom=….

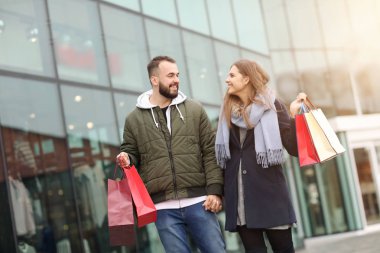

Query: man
left=117, top=56, right=225, bottom=253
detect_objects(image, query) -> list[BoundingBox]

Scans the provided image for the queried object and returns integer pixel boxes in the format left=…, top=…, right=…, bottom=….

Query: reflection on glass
left=114, top=93, right=138, bottom=140
left=0, top=0, right=54, bottom=76
left=102, top=0, right=140, bottom=11
left=0, top=76, right=82, bottom=253
left=61, top=85, right=121, bottom=252
left=320, top=160, right=348, bottom=233
left=261, top=0, right=291, bottom=49
left=325, top=51, right=356, bottom=116
left=145, top=20, right=191, bottom=96
left=182, top=32, right=221, bottom=104
left=204, top=106, right=220, bottom=129
left=0, top=139, right=16, bottom=253
left=214, top=42, right=240, bottom=94
left=286, top=0, right=323, bottom=48
left=206, top=0, right=237, bottom=43
left=354, top=148, right=380, bottom=225
left=318, top=0, right=351, bottom=48
left=102, top=5, right=150, bottom=91
left=302, top=167, right=326, bottom=236
left=177, top=0, right=210, bottom=35
left=355, top=66, right=380, bottom=114
left=141, top=0, right=177, bottom=24
left=295, top=51, right=337, bottom=117
left=48, top=0, right=109, bottom=85
left=232, top=0, right=268, bottom=53
left=271, top=52, right=300, bottom=104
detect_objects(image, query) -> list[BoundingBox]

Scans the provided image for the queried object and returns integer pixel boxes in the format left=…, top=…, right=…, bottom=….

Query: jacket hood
left=136, top=89, right=187, bottom=109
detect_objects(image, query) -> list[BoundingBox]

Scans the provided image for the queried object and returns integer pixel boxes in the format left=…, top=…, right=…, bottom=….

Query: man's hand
left=117, top=152, right=130, bottom=167
left=203, top=195, right=223, bottom=213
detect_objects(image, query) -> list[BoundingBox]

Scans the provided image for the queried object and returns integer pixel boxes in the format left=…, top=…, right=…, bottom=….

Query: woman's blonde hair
left=223, top=59, right=271, bottom=128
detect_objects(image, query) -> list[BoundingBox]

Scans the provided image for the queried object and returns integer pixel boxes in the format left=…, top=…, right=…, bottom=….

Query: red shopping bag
left=295, top=113, right=320, bottom=167
left=107, top=167, right=135, bottom=246
left=123, top=165, right=157, bottom=227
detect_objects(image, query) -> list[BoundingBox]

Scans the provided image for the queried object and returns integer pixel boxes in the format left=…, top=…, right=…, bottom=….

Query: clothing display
left=9, top=177, right=36, bottom=236
left=14, top=139, right=37, bottom=170
left=73, top=163, right=107, bottom=227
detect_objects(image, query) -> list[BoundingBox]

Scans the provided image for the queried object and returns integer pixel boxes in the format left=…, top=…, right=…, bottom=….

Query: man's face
left=154, top=61, right=180, bottom=99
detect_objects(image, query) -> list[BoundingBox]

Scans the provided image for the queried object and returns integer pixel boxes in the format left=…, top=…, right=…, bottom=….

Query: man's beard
left=159, top=82, right=179, bottom=99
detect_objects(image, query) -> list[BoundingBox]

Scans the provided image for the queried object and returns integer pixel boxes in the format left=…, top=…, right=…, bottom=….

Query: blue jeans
left=155, top=202, right=226, bottom=253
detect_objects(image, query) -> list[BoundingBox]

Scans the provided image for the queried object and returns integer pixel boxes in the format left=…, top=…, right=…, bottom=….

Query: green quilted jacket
left=120, top=90, right=223, bottom=204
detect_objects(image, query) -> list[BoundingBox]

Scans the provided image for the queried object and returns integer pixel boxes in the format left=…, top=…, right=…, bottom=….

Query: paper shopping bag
left=310, top=108, right=345, bottom=154
left=107, top=168, right=135, bottom=246
left=295, top=113, right=320, bottom=167
left=123, top=165, right=157, bottom=227
left=304, top=111, right=337, bottom=162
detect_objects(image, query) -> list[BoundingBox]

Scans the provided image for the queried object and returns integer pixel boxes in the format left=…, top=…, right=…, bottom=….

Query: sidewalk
left=296, top=225, right=380, bottom=253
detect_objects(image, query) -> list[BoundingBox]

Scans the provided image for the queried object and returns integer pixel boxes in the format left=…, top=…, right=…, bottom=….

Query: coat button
left=242, top=170, right=247, bottom=174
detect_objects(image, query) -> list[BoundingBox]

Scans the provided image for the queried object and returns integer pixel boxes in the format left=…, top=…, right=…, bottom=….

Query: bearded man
left=117, top=56, right=225, bottom=253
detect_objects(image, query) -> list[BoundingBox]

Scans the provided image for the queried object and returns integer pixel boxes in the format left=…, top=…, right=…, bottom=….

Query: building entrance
left=353, top=147, right=380, bottom=225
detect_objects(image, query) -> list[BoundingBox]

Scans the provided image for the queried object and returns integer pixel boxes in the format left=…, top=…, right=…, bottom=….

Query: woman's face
left=225, top=65, right=249, bottom=97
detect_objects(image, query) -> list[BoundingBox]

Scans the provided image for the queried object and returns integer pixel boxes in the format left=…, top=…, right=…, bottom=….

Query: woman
left=215, top=59, right=306, bottom=253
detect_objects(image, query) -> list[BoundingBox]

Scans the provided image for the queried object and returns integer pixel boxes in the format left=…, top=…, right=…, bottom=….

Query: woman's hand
left=289, top=92, right=307, bottom=118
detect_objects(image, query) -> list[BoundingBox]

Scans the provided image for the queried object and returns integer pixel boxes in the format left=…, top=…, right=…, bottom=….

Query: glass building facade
left=0, top=0, right=380, bottom=252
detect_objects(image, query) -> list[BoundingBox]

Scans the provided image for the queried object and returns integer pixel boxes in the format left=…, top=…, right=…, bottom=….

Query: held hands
left=290, top=92, right=307, bottom=118
left=117, top=152, right=130, bottom=168
left=203, top=195, right=223, bottom=213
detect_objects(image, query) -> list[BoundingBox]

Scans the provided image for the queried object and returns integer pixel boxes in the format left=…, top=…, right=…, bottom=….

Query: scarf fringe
left=256, top=149, right=284, bottom=168
left=216, top=144, right=229, bottom=169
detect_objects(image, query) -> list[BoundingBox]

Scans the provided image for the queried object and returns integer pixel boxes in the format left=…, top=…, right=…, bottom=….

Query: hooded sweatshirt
left=120, top=90, right=223, bottom=204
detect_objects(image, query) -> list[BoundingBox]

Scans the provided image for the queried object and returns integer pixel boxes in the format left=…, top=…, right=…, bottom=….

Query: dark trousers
left=237, top=226, right=294, bottom=253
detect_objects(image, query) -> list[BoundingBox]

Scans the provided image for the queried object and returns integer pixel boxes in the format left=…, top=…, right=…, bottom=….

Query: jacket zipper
left=159, top=107, right=178, bottom=199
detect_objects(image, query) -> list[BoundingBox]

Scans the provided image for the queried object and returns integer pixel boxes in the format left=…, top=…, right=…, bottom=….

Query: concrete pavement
left=296, top=225, right=380, bottom=253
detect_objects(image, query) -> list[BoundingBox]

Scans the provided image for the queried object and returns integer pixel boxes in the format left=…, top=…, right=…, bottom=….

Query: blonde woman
left=215, top=59, right=306, bottom=253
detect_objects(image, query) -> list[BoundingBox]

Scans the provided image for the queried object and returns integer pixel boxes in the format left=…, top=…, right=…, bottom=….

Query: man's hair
left=147, top=56, right=176, bottom=77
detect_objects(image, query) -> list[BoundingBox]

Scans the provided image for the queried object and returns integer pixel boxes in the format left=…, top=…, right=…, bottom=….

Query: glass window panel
left=177, top=0, right=210, bottom=35
left=204, top=106, right=220, bottom=129
left=354, top=148, right=380, bottom=224
left=61, top=85, right=121, bottom=252
left=0, top=0, right=54, bottom=76
left=286, top=0, right=323, bottom=48
left=302, top=167, right=326, bottom=236
left=102, top=0, right=140, bottom=11
left=0, top=145, right=16, bottom=253
left=326, top=51, right=356, bottom=115
left=206, top=0, right=237, bottom=43
left=271, top=52, right=301, bottom=104
left=0, top=76, right=64, bottom=137
left=318, top=0, right=352, bottom=48
left=295, top=51, right=337, bottom=117
left=48, top=0, right=109, bottom=85
left=347, top=0, right=380, bottom=49
left=141, top=0, right=177, bottom=24
left=0, top=76, right=83, bottom=252
left=320, top=160, right=349, bottom=233
left=355, top=65, right=380, bottom=114
left=101, top=5, right=150, bottom=91
left=145, top=19, right=191, bottom=96
left=262, top=0, right=291, bottom=49
left=232, top=0, right=268, bottom=54
left=182, top=31, right=221, bottom=104
left=214, top=42, right=240, bottom=94
left=114, top=93, right=138, bottom=140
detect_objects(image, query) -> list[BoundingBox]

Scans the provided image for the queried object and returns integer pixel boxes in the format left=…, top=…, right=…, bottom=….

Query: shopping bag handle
left=304, top=97, right=317, bottom=110
left=113, top=163, right=126, bottom=179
